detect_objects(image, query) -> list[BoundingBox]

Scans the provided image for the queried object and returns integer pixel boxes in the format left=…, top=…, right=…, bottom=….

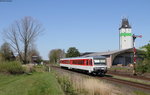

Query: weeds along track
left=51, top=66, right=150, bottom=91
left=107, top=71, right=150, bottom=81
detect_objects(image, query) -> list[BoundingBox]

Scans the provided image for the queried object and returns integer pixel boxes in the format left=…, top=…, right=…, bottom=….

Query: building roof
left=119, top=18, right=131, bottom=29
left=82, top=48, right=133, bottom=57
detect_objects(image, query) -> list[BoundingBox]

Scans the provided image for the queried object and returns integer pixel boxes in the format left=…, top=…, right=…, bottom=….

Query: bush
left=22, top=64, right=49, bottom=74
left=136, top=59, right=150, bottom=74
left=0, top=61, right=24, bottom=74
left=22, top=64, right=35, bottom=73
left=33, top=64, right=48, bottom=72
left=135, top=63, right=150, bottom=74
left=145, top=63, right=150, bottom=73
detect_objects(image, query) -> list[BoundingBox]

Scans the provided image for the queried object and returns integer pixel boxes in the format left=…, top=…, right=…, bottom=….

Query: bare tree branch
left=3, top=16, right=43, bottom=64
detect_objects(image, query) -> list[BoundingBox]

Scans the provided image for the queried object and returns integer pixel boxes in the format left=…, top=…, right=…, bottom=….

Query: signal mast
left=132, top=34, right=142, bottom=75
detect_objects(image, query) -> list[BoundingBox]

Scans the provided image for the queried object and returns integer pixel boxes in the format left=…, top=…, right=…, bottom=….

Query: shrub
left=135, top=63, right=148, bottom=74
left=145, top=63, right=150, bottom=73
left=22, top=64, right=49, bottom=74
left=136, top=58, right=150, bottom=74
left=0, top=61, right=24, bottom=74
left=33, top=65, right=48, bottom=72
left=22, top=64, right=35, bottom=73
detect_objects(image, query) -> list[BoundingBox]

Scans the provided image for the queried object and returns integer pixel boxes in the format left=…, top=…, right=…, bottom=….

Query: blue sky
left=0, top=0, right=150, bottom=60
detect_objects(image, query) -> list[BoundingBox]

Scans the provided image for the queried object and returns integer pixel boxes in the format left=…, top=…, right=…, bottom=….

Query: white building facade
left=119, top=18, right=133, bottom=50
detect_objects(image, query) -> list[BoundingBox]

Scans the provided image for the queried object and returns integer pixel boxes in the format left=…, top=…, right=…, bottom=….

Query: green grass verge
left=0, top=72, right=64, bottom=95
left=134, top=90, right=149, bottom=95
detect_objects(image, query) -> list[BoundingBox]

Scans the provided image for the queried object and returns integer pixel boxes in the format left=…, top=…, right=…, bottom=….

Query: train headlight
left=101, top=67, right=107, bottom=70
left=94, top=67, right=106, bottom=70
left=101, top=67, right=105, bottom=70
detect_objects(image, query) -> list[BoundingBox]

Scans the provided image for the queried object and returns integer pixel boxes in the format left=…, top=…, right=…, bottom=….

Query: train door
left=89, top=59, right=93, bottom=66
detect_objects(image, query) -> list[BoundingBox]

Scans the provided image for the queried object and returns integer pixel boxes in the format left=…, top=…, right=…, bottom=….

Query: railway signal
left=132, top=34, right=142, bottom=75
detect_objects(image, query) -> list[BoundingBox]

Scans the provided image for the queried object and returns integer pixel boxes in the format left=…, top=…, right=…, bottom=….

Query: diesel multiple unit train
left=60, top=56, right=107, bottom=75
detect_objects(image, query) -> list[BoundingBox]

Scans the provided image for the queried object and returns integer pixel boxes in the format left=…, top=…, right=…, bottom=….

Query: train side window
left=73, top=60, right=77, bottom=64
left=67, top=60, right=69, bottom=64
left=89, top=59, right=92, bottom=66
left=81, top=60, right=83, bottom=65
left=78, top=60, right=80, bottom=65
left=79, top=60, right=81, bottom=65
left=80, top=60, right=82, bottom=65
left=86, top=60, right=88, bottom=65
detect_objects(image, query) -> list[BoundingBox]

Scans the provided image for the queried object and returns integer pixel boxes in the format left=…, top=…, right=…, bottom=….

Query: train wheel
left=90, top=72, right=97, bottom=76
left=99, top=72, right=105, bottom=77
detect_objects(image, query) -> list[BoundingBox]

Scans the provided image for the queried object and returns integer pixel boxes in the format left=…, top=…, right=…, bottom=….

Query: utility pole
left=132, top=34, right=142, bottom=75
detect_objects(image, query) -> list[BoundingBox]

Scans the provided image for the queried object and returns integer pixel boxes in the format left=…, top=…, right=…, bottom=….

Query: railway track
left=107, top=71, right=150, bottom=81
left=98, top=76, right=150, bottom=91
left=51, top=65, right=150, bottom=91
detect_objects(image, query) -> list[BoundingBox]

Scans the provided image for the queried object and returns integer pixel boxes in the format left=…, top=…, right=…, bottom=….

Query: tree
left=135, top=41, right=150, bottom=73
left=66, top=47, right=80, bottom=58
left=4, top=17, right=43, bottom=64
left=49, top=49, right=65, bottom=63
left=0, top=42, right=14, bottom=61
left=0, top=53, right=2, bottom=61
left=28, top=46, right=42, bottom=63
left=140, top=41, right=150, bottom=64
left=142, top=42, right=150, bottom=60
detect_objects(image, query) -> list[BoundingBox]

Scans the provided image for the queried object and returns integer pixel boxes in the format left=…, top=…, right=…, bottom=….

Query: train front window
left=94, top=59, right=106, bottom=65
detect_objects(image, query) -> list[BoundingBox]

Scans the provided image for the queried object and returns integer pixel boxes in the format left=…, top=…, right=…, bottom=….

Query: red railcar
left=60, top=56, right=107, bottom=75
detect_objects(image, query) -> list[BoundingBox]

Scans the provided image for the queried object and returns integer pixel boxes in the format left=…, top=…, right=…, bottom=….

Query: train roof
left=60, top=56, right=105, bottom=60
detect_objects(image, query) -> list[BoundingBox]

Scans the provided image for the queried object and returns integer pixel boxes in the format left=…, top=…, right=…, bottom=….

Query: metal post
left=132, top=34, right=142, bottom=75
left=49, top=66, right=51, bottom=72
left=133, top=47, right=136, bottom=75
left=133, top=34, right=137, bottom=75
left=133, top=47, right=136, bottom=64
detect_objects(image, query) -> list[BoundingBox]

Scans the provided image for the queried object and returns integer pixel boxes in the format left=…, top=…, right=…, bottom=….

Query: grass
left=54, top=68, right=150, bottom=95
left=55, top=70, right=118, bottom=95
left=133, top=90, right=149, bottom=95
left=0, top=72, right=64, bottom=95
